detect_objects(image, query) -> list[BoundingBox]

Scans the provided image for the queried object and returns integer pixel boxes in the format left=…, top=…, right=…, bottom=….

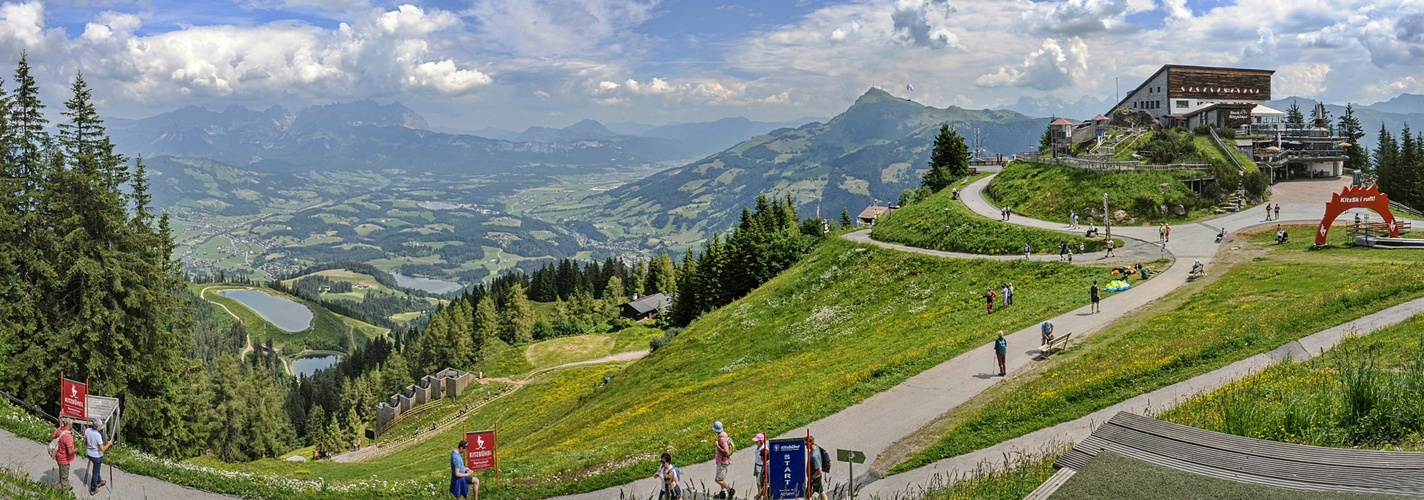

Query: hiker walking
left=1001, top=283, right=1010, bottom=308
left=1158, top=224, right=1166, bottom=243
left=654, top=452, right=682, bottom=500
left=752, top=434, right=769, bottom=500
left=83, top=419, right=110, bottom=496
left=984, top=287, right=996, bottom=315
left=1164, top=223, right=1171, bottom=243
left=51, top=416, right=76, bottom=491
left=994, top=331, right=1008, bottom=376
left=1067, top=248, right=1073, bottom=263
left=450, top=439, right=478, bottom=499
left=1106, top=238, right=1116, bottom=257
left=807, top=435, right=829, bottom=500
left=1090, top=280, right=1101, bottom=314
left=1058, top=241, right=1066, bottom=261
left=713, top=421, right=734, bottom=499
left=1274, top=204, right=1280, bottom=220
left=1041, top=321, right=1055, bottom=346
left=1007, top=283, right=1015, bottom=306
left=1266, top=203, right=1272, bottom=220
left=1023, top=242, right=1031, bottom=260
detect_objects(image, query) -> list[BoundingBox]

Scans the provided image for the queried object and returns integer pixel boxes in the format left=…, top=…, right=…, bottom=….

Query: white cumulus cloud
left=975, top=37, right=1088, bottom=91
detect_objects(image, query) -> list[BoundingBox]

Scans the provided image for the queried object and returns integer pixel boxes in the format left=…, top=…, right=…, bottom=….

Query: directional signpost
left=837, top=449, right=866, bottom=500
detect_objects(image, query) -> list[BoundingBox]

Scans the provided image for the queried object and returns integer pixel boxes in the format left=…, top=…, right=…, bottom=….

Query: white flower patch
left=787, top=305, right=850, bottom=344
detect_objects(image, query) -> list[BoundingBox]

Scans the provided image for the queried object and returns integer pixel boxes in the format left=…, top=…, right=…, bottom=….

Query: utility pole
left=1103, top=193, right=1112, bottom=243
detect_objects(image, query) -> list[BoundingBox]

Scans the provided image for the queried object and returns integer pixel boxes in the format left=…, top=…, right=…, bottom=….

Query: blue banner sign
left=767, top=438, right=806, bottom=499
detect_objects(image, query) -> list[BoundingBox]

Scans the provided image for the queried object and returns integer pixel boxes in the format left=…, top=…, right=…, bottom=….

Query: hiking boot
left=713, top=492, right=726, bottom=499
left=729, top=488, right=736, bottom=499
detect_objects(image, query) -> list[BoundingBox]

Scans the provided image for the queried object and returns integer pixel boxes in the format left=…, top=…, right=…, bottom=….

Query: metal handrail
left=0, top=388, right=59, bottom=425
left=1207, top=127, right=1244, bottom=175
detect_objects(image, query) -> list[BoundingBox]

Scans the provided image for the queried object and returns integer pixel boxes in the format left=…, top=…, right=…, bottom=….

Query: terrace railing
left=1015, top=153, right=1208, bottom=172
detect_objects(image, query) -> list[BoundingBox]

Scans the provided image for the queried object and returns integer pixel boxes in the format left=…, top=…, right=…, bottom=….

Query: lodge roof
left=624, top=293, right=669, bottom=315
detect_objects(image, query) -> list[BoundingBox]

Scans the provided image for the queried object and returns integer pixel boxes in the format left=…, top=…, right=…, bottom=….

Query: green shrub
left=648, top=327, right=683, bottom=352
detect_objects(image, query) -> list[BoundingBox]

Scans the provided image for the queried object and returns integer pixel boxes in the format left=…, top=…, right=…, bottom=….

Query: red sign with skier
left=61, top=376, right=86, bottom=420
left=465, top=430, right=496, bottom=471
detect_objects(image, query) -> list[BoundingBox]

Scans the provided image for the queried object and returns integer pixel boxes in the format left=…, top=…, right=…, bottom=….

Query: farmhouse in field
left=621, top=293, right=669, bottom=321
left=857, top=205, right=895, bottom=226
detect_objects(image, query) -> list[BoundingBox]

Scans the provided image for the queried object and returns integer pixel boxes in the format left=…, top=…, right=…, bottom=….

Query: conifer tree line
left=0, top=56, right=208, bottom=455
left=668, top=193, right=825, bottom=326
left=1372, top=121, right=1424, bottom=210
left=0, top=56, right=335, bottom=462
left=403, top=192, right=828, bottom=377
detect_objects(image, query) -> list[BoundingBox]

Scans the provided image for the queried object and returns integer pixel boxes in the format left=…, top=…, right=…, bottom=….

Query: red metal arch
left=1316, top=184, right=1399, bottom=245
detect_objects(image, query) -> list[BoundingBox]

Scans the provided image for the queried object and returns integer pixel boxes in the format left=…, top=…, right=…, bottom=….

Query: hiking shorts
left=809, top=474, right=825, bottom=494
left=715, top=463, right=728, bottom=481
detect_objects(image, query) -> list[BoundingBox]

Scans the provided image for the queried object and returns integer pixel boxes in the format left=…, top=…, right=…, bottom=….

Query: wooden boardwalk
left=1047, top=412, right=1424, bottom=497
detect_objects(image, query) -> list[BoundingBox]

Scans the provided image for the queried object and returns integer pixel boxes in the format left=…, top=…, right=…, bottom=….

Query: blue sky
left=4, top=0, right=1422, bottom=130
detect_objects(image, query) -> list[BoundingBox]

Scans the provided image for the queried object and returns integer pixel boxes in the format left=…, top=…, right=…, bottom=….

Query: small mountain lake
left=392, top=273, right=464, bottom=294
left=291, top=354, right=342, bottom=377
left=217, top=289, right=313, bottom=333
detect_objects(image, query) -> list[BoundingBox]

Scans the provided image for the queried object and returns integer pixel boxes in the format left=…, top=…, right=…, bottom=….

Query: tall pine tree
left=923, top=124, right=969, bottom=192
left=1337, top=103, right=1367, bottom=174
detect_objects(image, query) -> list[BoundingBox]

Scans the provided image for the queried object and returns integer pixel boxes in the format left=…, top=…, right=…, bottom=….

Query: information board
left=465, top=430, right=496, bottom=471
left=61, top=377, right=86, bottom=420
left=767, top=438, right=807, bottom=499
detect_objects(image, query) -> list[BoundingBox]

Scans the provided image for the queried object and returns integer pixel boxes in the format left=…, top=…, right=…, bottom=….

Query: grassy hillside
left=872, top=178, right=1116, bottom=254
left=985, top=161, right=1217, bottom=224
left=196, top=237, right=1110, bottom=497
left=353, top=238, right=1107, bottom=496
left=1159, top=313, right=1424, bottom=451
left=894, top=225, right=1424, bottom=473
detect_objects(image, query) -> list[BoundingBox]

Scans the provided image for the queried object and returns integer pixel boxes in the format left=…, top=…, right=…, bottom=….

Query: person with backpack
left=994, top=331, right=1008, bottom=377
left=713, top=421, right=734, bottom=499
left=50, top=416, right=76, bottom=491
left=653, top=452, right=682, bottom=500
left=83, top=418, right=110, bottom=496
left=807, top=435, right=829, bottom=500
left=752, top=433, right=769, bottom=500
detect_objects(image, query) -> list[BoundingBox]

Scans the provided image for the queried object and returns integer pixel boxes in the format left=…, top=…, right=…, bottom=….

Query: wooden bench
left=1042, top=332, right=1073, bottom=355
left=1050, top=411, right=1424, bottom=496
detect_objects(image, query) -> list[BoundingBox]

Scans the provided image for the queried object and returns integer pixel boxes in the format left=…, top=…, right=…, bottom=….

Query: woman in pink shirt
left=51, top=416, right=76, bottom=491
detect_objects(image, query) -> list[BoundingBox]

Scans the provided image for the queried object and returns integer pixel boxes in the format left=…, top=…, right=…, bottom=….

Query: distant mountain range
left=1365, top=94, right=1424, bottom=115
left=106, top=100, right=697, bottom=174
left=997, top=95, right=1115, bottom=121
left=585, top=88, right=1049, bottom=241
left=109, top=100, right=823, bottom=173
left=449, top=116, right=818, bottom=158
